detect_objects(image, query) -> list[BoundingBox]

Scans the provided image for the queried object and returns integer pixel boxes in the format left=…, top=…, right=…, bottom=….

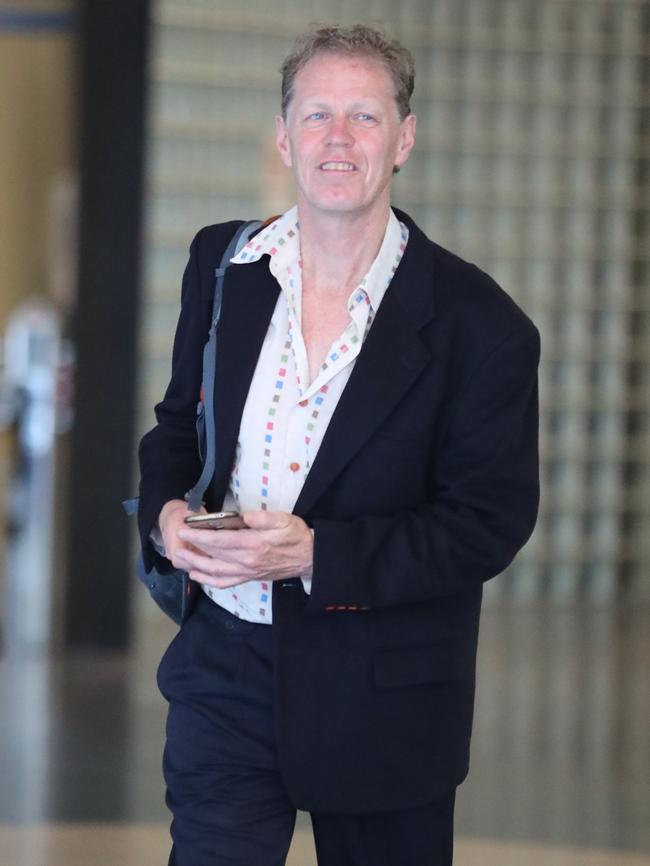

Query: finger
left=242, top=510, right=291, bottom=531
left=169, top=544, right=197, bottom=570
left=182, top=543, right=260, bottom=567
left=216, top=545, right=264, bottom=566
left=178, top=527, right=258, bottom=549
left=176, top=548, right=254, bottom=578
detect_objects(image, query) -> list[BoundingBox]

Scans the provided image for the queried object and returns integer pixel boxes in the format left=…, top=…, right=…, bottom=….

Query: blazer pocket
left=373, top=641, right=468, bottom=689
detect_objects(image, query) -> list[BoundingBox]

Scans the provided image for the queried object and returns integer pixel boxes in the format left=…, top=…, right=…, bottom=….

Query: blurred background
left=0, top=1, right=648, bottom=864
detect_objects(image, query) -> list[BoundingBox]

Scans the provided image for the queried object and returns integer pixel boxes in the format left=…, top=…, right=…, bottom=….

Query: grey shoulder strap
left=185, top=220, right=262, bottom=512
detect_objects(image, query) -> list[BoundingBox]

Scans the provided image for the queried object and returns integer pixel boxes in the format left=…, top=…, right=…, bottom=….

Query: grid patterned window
left=141, top=0, right=649, bottom=601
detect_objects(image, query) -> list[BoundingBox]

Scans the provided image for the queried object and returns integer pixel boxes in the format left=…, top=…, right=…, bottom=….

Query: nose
left=327, top=114, right=353, bottom=146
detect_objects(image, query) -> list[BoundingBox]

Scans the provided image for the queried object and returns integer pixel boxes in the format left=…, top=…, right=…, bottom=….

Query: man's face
left=275, top=52, right=416, bottom=219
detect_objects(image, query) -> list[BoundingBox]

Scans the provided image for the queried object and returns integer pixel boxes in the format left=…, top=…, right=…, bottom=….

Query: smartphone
left=184, top=511, right=245, bottom=530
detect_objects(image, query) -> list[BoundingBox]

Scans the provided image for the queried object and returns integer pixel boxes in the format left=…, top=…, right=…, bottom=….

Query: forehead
left=291, top=51, right=395, bottom=104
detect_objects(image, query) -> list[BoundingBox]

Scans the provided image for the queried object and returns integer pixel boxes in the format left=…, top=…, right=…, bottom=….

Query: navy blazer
left=138, top=208, right=540, bottom=813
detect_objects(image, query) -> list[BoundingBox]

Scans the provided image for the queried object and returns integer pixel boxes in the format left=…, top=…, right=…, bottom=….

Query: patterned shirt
left=201, top=205, right=409, bottom=623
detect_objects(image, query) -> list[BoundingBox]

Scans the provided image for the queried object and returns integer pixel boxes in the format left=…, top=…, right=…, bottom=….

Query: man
left=137, top=24, right=540, bottom=866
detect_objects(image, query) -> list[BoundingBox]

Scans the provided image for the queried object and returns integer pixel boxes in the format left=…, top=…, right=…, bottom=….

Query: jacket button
left=289, top=462, right=300, bottom=472
left=299, top=399, right=308, bottom=407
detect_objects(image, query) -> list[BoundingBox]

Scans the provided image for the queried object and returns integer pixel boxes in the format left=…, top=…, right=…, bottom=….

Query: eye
left=305, top=111, right=328, bottom=122
left=355, top=112, right=377, bottom=123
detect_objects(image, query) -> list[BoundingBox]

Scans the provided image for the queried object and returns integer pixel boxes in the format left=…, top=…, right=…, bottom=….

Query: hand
left=158, top=499, right=206, bottom=567
left=174, top=510, right=314, bottom=589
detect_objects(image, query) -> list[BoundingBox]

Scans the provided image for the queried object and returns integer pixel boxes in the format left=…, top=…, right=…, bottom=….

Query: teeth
left=320, top=162, right=355, bottom=171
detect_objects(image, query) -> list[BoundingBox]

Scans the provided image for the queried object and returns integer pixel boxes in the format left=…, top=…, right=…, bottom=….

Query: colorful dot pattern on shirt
left=260, top=336, right=294, bottom=509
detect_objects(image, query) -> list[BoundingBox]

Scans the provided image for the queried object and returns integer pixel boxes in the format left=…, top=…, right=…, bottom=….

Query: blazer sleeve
left=137, top=227, right=212, bottom=573
left=306, top=322, right=541, bottom=610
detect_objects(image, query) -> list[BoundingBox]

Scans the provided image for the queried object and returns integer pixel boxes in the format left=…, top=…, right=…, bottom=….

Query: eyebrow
left=301, top=99, right=384, bottom=112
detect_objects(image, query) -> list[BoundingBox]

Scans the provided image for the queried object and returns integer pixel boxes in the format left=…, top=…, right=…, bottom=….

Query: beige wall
left=0, top=4, right=75, bottom=316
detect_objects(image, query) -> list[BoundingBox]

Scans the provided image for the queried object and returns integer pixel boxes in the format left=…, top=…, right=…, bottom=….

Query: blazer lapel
left=212, top=258, right=279, bottom=497
left=294, top=228, right=437, bottom=518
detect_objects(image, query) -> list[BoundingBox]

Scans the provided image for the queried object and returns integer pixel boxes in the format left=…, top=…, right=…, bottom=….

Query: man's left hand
left=175, top=510, right=313, bottom=589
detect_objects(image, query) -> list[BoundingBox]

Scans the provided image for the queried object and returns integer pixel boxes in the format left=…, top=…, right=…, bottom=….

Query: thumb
left=242, top=509, right=288, bottom=530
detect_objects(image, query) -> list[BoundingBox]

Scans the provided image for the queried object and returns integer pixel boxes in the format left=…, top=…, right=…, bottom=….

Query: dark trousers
left=158, top=592, right=455, bottom=866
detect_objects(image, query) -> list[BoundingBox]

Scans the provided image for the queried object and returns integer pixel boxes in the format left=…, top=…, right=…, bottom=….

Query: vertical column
left=64, top=0, right=150, bottom=649
left=625, top=1, right=650, bottom=600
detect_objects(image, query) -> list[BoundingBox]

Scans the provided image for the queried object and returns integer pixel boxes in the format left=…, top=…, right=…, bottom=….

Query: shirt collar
left=231, top=205, right=409, bottom=313
left=230, top=205, right=300, bottom=269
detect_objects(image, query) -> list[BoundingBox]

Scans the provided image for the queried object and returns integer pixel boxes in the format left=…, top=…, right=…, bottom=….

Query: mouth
left=318, top=161, right=357, bottom=172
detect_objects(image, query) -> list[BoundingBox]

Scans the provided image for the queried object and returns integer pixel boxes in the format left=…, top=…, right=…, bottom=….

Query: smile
left=319, top=161, right=356, bottom=171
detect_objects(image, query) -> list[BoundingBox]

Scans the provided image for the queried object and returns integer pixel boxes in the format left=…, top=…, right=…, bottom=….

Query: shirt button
left=299, top=400, right=308, bottom=407
left=289, top=462, right=301, bottom=472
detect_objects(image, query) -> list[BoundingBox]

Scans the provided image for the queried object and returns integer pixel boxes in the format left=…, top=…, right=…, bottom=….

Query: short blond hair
left=280, top=25, right=415, bottom=121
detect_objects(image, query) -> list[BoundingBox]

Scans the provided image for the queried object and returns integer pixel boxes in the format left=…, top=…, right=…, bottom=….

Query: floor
left=1, top=602, right=648, bottom=865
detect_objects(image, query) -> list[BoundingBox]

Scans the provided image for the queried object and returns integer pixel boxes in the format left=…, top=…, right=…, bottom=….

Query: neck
left=297, top=202, right=391, bottom=295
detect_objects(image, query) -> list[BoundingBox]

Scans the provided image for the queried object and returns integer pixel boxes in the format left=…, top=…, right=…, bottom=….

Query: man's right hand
left=158, top=499, right=206, bottom=570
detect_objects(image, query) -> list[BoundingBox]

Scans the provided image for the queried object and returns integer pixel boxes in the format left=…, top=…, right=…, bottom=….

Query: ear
left=275, top=115, right=293, bottom=168
left=393, top=114, right=416, bottom=171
